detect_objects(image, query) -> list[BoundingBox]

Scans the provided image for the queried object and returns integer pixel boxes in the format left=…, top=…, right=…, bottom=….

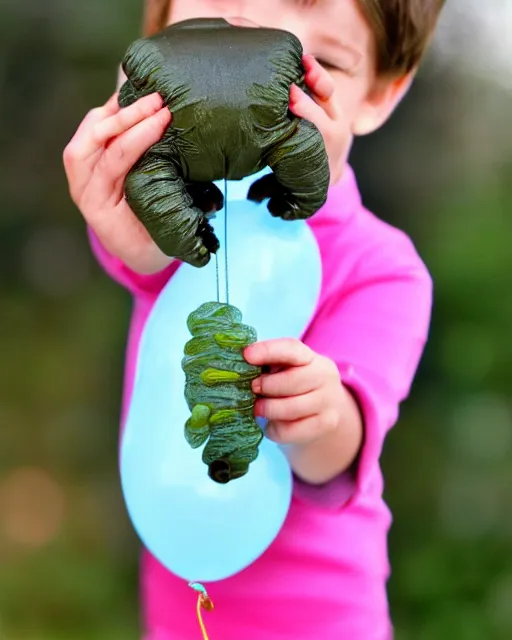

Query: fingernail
left=158, top=107, right=170, bottom=122
left=252, top=379, right=262, bottom=394
left=146, top=93, right=160, bottom=108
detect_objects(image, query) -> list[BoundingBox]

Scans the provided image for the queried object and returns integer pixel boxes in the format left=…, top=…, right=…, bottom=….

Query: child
left=63, top=0, right=444, bottom=638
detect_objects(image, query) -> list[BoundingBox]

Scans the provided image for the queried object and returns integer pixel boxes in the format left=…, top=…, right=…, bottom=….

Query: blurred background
left=0, top=1, right=510, bottom=638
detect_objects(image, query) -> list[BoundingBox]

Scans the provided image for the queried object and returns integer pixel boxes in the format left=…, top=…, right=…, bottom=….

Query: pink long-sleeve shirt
left=89, top=165, right=432, bottom=640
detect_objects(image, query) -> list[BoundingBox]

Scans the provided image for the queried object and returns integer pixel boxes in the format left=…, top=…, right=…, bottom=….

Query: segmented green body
left=181, top=302, right=263, bottom=483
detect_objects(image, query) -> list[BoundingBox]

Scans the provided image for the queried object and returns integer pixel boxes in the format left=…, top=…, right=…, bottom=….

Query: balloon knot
left=189, top=582, right=214, bottom=639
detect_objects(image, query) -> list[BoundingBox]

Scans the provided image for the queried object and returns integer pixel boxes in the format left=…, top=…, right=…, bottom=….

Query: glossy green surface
left=119, top=18, right=330, bottom=267
left=181, top=301, right=263, bottom=483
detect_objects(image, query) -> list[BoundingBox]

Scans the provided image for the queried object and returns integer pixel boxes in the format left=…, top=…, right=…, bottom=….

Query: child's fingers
left=289, top=84, right=331, bottom=131
left=97, top=107, right=171, bottom=182
left=302, top=54, right=335, bottom=102
left=255, top=392, right=321, bottom=422
left=68, top=93, right=164, bottom=168
left=104, top=91, right=122, bottom=113
left=66, top=104, right=170, bottom=207
left=252, top=364, right=320, bottom=397
left=71, top=92, right=121, bottom=142
left=64, top=95, right=121, bottom=180
left=299, top=56, right=340, bottom=122
left=91, top=93, right=164, bottom=147
left=244, top=338, right=314, bottom=368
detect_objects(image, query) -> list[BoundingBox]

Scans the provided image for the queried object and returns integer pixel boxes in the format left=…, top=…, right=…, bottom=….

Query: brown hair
left=357, top=0, right=445, bottom=76
left=143, top=0, right=172, bottom=36
left=142, top=0, right=445, bottom=76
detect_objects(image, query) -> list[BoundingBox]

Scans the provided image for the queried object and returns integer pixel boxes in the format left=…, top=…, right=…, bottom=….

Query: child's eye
left=316, top=59, right=333, bottom=69
left=317, top=59, right=343, bottom=73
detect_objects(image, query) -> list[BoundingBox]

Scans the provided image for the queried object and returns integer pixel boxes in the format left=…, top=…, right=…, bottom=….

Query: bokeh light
left=0, top=467, right=65, bottom=549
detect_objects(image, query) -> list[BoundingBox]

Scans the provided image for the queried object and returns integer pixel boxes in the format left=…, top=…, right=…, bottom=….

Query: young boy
left=63, top=1, right=444, bottom=637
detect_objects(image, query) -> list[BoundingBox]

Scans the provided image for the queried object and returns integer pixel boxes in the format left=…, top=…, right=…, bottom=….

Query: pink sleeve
left=296, top=227, right=433, bottom=508
left=87, top=228, right=179, bottom=297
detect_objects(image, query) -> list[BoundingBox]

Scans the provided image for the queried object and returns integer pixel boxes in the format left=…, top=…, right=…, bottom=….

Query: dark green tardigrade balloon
left=181, top=301, right=263, bottom=484
left=119, top=17, right=330, bottom=268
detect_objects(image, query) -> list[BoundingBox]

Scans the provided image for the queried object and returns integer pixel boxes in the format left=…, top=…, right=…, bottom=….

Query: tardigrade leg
left=124, top=152, right=219, bottom=267
left=185, top=403, right=211, bottom=448
left=118, top=79, right=138, bottom=107
left=118, top=81, right=222, bottom=267
left=247, top=120, right=330, bottom=220
left=185, top=182, right=224, bottom=217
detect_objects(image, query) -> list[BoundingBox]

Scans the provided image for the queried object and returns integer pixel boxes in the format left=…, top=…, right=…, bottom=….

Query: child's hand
left=245, top=337, right=363, bottom=484
left=245, top=338, right=346, bottom=445
left=290, top=55, right=350, bottom=185
left=63, top=92, right=172, bottom=274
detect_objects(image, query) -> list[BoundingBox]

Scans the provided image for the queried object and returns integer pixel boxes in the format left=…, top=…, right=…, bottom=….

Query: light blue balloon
left=120, top=171, right=322, bottom=583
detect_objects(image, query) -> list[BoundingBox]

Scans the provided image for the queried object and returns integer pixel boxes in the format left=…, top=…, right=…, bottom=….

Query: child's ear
left=351, top=71, right=415, bottom=136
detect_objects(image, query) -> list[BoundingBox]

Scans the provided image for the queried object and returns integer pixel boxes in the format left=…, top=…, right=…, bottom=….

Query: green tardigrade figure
left=182, top=302, right=263, bottom=484
left=119, top=17, right=330, bottom=268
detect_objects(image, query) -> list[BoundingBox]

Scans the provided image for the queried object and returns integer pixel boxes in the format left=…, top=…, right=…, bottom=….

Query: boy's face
left=168, top=0, right=385, bottom=138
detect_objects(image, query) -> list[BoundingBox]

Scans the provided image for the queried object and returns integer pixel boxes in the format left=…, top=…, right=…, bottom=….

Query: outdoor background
left=0, top=1, right=511, bottom=638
